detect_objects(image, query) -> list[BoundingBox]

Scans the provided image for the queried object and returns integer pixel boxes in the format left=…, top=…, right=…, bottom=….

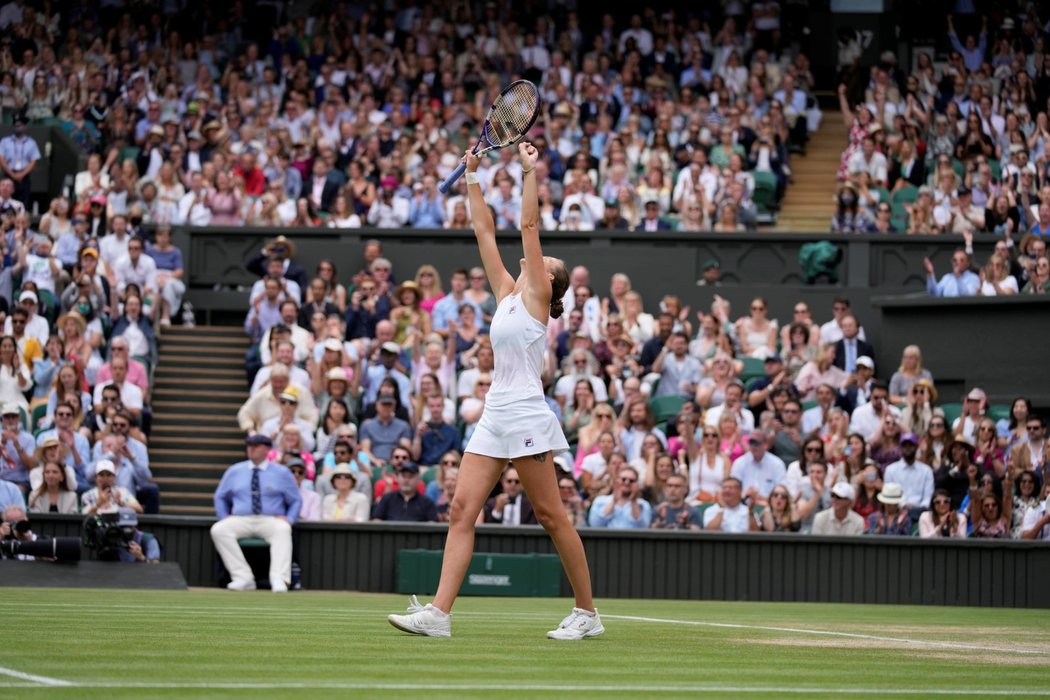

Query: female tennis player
left=388, top=142, right=603, bottom=640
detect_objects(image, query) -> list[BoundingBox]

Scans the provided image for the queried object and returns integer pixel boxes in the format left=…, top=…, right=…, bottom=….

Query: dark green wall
left=29, top=515, right=1050, bottom=608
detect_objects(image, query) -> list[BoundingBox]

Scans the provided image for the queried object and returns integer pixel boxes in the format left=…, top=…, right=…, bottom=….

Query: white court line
left=0, top=665, right=71, bottom=687
left=0, top=681, right=1046, bottom=695
left=604, top=614, right=1048, bottom=656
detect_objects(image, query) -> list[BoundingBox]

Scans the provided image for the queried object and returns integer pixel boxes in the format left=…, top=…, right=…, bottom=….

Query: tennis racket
left=438, top=79, right=541, bottom=193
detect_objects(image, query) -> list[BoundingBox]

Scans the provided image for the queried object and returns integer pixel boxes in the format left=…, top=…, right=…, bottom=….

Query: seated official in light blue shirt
left=925, top=251, right=980, bottom=297
left=211, top=435, right=302, bottom=592
left=588, top=467, right=652, bottom=528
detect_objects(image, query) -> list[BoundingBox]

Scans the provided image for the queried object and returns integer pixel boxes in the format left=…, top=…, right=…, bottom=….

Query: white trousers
left=210, top=515, right=292, bottom=586
left=160, top=277, right=186, bottom=317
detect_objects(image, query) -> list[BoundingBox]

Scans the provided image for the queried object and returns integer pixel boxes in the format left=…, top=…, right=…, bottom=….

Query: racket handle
left=439, top=163, right=467, bottom=194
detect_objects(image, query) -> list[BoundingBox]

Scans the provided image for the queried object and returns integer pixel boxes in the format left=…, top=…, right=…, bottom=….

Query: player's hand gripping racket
left=439, top=79, right=541, bottom=193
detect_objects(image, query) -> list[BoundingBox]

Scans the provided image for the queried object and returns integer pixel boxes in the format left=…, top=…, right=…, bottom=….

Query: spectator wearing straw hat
left=322, top=463, right=370, bottom=523
left=865, top=483, right=913, bottom=535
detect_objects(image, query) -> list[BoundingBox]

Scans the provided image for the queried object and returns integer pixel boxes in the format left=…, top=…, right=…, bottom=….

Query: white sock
left=428, top=605, right=449, bottom=617
left=575, top=607, right=596, bottom=616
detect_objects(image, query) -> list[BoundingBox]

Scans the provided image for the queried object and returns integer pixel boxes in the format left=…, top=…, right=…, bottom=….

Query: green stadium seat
left=802, top=400, right=818, bottom=411
left=986, top=404, right=1011, bottom=423
left=939, top=402, right=963, bottom=428
left=650, top=395, right=686, bottom=425
left=30, top=403, right=47, bottom=432
left=739, top=357, right=765, bottom=383
left=988, top=159, right=1000, bottom=182
left=119, top=146, right=140, bottom=162
left=238, top=538, right=268, bottom=548
left=951, top=158, right=964, bottom=179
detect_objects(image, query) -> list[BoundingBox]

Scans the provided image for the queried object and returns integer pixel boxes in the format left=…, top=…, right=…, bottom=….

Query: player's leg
left=388, top=451, right=504, bottom=637
left=513, top=451, right=595, bottom=610
left=514, top=451, right=604, bottom=640
left=431, top=452, right=506, bottom=612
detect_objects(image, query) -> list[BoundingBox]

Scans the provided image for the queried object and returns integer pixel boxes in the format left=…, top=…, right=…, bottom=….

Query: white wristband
left=465, top=172, right=479, bottom=185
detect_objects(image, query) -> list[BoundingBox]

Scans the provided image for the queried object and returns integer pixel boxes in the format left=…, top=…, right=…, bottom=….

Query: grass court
left=3, top=588, right=1048, bottom=698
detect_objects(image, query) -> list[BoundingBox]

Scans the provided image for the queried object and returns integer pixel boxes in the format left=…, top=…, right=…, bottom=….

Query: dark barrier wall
left=873, top=295, right=1050, bottom=407
left=29, top=515, right=1050, bottom=608
left=170, top=226, right=1044, bottom=401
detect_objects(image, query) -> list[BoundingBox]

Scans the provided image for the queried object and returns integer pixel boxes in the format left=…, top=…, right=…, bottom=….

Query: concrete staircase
left=150, top=326, right=248, bottom=515
left=775, top=112, right=847, bottom=232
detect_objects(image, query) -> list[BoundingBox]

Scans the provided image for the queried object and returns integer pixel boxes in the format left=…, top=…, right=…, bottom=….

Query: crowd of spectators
left=5, top=2, right=822, bottom=236
left=834, top=6, right=1050, bottom=243
left=0, top=220, right=168, bottom=517
left=235, top=235, right=1050, bottom=541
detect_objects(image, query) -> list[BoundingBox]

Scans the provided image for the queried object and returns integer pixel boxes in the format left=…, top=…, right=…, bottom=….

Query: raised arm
left=518, top=142, right=551, bottom=318
left=465, top=151, right=514, bottom=300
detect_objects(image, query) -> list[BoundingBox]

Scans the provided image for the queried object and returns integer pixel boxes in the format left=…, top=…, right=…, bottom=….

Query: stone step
left=153, top=388, right=247, bottom=400
left=160, top=504, right=215, bottom=516
left=153, top=476, right=221, bottom=489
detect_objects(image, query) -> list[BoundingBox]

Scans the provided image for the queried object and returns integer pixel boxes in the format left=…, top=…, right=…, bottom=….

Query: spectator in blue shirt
left=430, top=269, right=482, bottom=336
left=588, top=466, right=652, bottom=528
left=211, top=434, right=301, bottom=592
left=0, top=115, right=41, bottom=207
left=924, top=250, right=980, bottom=297
left=947, top=14, right=987, bottom=74
left=411, top=394, right=462, bottom=467
left=407, top=176, right=445, bottom=228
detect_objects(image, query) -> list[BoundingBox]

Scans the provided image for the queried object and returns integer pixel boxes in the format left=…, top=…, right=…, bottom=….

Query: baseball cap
left=855, top=356, right=874, bottom=369
left=899, top=432, right=919, bottom=445
left=18, top=290, right=37, bottom=304
left=95, top=459, right=116, bottom=475
left=377, top=395, right=397, bottom=405
left=326, top=367, right=348, bottom=382
left=1, top=402, right=20, bottom=416
left=89, top=194, right=107, bottom=205
left=831, top=482, right=855, bottom=500
left=380, top=341, right=401, bottom=354
left=117, top=507, right=138, bottom=527
left=702, top=258, right=720, bottom=271
left=245, top=434, right=273, bottom=447
left=397, top=463, right=420, bottom=474
left=323, top=338, right=343, bottom=353
left=380, top=176, right=398, bottom=190
left=80, top=247, right=99, bottom=259
left=764, top=353, right=783, bottom=364
left=278, top=389, right=299, bottom=403
left=966, top=388, right=986, bottom=401
left=747, top=434, right=764, bottom=446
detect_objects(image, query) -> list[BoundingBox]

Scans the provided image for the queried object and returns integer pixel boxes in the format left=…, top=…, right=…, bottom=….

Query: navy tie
left=251, top=467, right=262, bottom=515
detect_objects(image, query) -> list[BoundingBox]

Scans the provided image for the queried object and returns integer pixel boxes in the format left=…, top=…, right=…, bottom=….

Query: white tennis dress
left=467, top=292, right=569, bottom=459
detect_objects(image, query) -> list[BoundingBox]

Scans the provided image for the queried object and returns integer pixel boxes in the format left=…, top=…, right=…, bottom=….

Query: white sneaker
left=226, top=579, right=257, bottom=591
left=547, top=607, right=604, bottom=640
left=387, top=595, right=451, bottom=637
left=271, top=581, right=288, bottom=593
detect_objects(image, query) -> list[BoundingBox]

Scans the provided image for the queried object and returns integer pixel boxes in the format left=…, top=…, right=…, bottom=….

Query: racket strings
left=487, top=83, right=538, bottom=146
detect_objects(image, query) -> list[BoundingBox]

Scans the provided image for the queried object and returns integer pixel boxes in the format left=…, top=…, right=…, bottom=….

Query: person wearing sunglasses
left=588, top=465, right=651, bottom=529
left=1011, top=471, right=1042, bottom=538
left=918, top=488, right=966, bottom=538
left=484, top=466, right=536, bottom=525
left=1008, top=415, right=1048, bottom=476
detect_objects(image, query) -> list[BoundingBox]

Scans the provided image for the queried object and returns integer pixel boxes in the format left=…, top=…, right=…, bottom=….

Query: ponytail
left=550, top=298, right=565, bottom=319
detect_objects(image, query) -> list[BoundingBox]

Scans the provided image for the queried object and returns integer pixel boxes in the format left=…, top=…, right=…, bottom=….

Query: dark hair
left=1029, top=414, right=1046, bottom=429
left=1015, top=470, right=1042, bottom=497
left=871, top=380, right=889, bottom=393
left=1009, top=397, right=1032, bottom=429
left=548, top=258, right=569, bottom=319
left=788, top=321, right=810, bottom=345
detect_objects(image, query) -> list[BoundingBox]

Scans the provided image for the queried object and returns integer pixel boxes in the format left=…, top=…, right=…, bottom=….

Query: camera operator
left=1, top=504, right=37, bottom=560
left=113, top=508, right=160, bottom=563
left=81, top=460, right=142, bottom=515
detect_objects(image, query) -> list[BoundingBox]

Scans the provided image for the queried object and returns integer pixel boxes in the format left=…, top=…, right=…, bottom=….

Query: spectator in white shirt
left=99, top=214, right=132, bottom=268
left=846, top=135, right=888, bottom=187
left=113, top=236, right=157, bottom=308
left=366, top=177, right=409, bottom=228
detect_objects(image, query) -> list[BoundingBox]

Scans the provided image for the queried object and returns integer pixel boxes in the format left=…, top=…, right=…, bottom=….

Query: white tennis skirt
left=467, top=399, right=569, bottom=459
